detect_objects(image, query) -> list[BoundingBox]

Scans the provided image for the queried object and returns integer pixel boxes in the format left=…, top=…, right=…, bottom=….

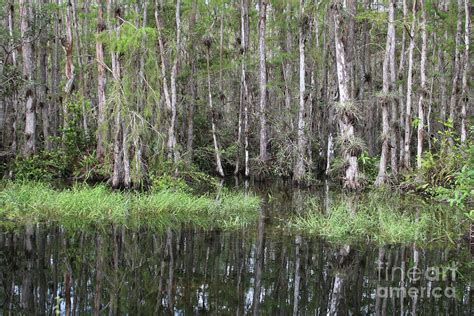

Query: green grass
left=0, top=181, right=260, bottom=230
left=289, top=193, right=468, bottom=245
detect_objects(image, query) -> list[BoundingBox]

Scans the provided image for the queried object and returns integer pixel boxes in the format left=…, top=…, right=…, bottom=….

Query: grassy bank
left=289, top=193, right=469, bottom=245
left=0, top=181, right=260, bottom=230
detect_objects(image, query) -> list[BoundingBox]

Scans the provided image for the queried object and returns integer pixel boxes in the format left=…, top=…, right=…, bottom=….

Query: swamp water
left=0, top=182, right=472, bottom=315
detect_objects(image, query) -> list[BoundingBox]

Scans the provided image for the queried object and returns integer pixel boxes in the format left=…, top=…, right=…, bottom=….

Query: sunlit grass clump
left=0, top=181, right=260, bottom=230
left=290, top=194, right=467, bottom=245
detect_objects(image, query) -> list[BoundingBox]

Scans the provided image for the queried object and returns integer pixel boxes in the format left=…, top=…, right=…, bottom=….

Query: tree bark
left=448, top=0, right=463, bottom=127
left=403, top=0, right=417, bottom=169
left=416, top=0, right=427, bottom=170
left=109, top=3, right=130, bottom=189
left=294, top=0, right=307, bottom=183
left=235, top=0, right=250, bottom=176
left=72, top=0, right=89, bottom=137
left=63, top=0, right=75, bottom=105
left=205, top=44, right=225, bottom=177
left=167, top=0, right=180, bottom=163
left=154, top=3, right=172, bottom=112
left=389, top=0, right=398, bottom=179
left=375, top=0, right=395, bottom=186
left=460, top=0, right=470, bottom=143
left=20, top=0, right=36, bottom=156
left=96, top=0, right=106, bottom=163
left=398, top=0, right=408, bottom=167
left=186, top=0, right=197, bottom=161
left=38, top=0, right=50, bottom=150
left=333, top=1, right=361, bottom=190
left=258, top=0, right=268, bottom=163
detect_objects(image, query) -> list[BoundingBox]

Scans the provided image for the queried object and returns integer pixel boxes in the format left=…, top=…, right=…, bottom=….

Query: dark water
left=0, top=184, right=472, bottom=315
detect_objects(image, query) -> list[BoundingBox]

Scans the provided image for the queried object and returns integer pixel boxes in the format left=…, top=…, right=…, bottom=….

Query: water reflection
left=0, top=221, right=471, bottom=315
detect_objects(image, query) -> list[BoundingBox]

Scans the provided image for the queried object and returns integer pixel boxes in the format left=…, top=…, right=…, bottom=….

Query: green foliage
left=12, top=151, right=67, bottom=182
left=109, top=25, right=157, bottom=53
left=336, top=134, right=366, bottom=157
left=11, top=96, right=94, bottom=181
left=358, top=151, right=379, bottom=182
left=403, top=125, right=473, bottom=207
left=149, top=158, right=220, bottom=193
left=150, top=174, right=190, bottom=193
left=289, top=193, right=467, bottom=245
left=0, top=181, right=260, bottom=230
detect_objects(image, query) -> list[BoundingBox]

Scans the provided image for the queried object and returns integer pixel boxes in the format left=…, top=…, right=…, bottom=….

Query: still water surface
left=0, top=183, right=472, bottom=315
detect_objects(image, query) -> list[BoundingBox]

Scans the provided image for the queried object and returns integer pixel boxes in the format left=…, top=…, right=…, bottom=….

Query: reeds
left=290, top=194, right=467, bottom=245
left=0, top=181, right=260, bottom=230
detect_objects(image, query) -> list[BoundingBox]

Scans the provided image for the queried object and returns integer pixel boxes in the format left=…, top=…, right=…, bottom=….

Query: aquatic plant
left=289, top=193, right=468, bottom=245
left=0, top=181, right=260, bottom=230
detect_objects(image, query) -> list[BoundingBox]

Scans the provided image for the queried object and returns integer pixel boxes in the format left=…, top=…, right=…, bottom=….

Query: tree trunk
left=111, top=5, right=127, bottom=188
left=333, top=1, right=361, bottom=190
left=460, top=0, right=470, bottom=143
left=258, top=0, right=268, bottom=163
left=294, top=0, right=307, bottom=183
left=96, top=0, right=106, bottom=163
left=375, top=0, right=395, bottom=186
left=206, top=45, right=225, bottom=177
left=5, top=0, right=18, bottom=154
left=389, top=0, right=398, bottom=179
left=448, top=0, right=463, bottom=127
left=242, top=0, right=250, bottom=176
left=438, top=36, right=447, bottom=127
left=167, top=0, right=180, bottom=163
left=398, top=0, right=408, bottom=167
left=154, top=3, right=172, bottom=112
left=416, top=0, right=427, bottom=170
left=20, top=0, right=36, bottom=156
left=186, top=0, right=197, bottom=161
left=403, top=0, right=417, bottom=169
left=38, top=0, right=50, bottom=150
left=51, top=0, right=60, bottom=139
left=72, top=0, right=89, bottom=137
left=63, top=0, right=75, bottom=106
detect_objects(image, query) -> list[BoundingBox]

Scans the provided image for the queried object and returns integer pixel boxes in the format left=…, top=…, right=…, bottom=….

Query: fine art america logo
left=375, top=261, right=458, bottom=299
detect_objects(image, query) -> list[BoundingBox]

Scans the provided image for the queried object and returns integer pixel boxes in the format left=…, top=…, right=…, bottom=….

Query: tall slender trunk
left=167, top=0, right=180, bottom=162
left=38, top=0, right=50, bottom=150
left=96, top=0, right=106, bottom=162
left=375, top=0, right=395, bottom=186
left=235, top=0, right=249, bottom=175
left=398, top=0, right=408, bottom=167
left=333, top=1, right=360, bottom=190
left=154, top=3, right=172, bottom=111
left=111, top=5, right=130, bottom=188
left=258, top=0, right=268, bottom=163
left=416, top=0, right=427, bottom=170
left=403, top=0, right=417, bottom=169
left=438, top=36, right=447, bottom=126
left=6, top=0, right=18, bottom=154
left=186, top=0, right=197, bottom=161
left=282, top=1, right=293, bottom=131
left=72, top=0, right=89, bottom=137
left=63, top=0, right=75, bottom=121
left=389, top=0, right=398, bottom=179
left=448, top=0, right=463, bottom=127
left=20, top=0, right=36, bottom=156
left=460, top=0, right=470, bottom=143
left=51, top=0, right=60, bottom=138
left=242, top=0, right=250, bottom=176
left=205, top=44, right=225, bottom=177
left=294, top=0, right=307, bottom=183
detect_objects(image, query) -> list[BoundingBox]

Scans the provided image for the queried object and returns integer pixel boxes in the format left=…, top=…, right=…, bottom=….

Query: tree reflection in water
left=0, top=220, right=471, bottom=315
